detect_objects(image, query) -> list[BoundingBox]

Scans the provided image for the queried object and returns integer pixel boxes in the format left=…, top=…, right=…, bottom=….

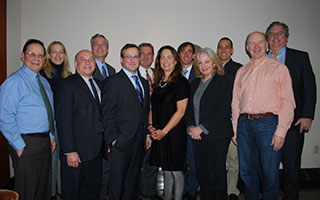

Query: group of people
left=0, top=20, right=316, bottom=200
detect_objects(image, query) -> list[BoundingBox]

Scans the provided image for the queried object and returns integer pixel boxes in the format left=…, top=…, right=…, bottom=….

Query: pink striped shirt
left=232, top=55, right=296, bottom=138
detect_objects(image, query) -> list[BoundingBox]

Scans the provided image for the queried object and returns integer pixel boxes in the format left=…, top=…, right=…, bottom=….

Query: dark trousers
left=282, top=129, right=305, bottom=200
left=8, top=134, right=51, bottom=200
left=100, top=156, right=111, bottom=200
left=193, top=138, right=230, bottom=200
left=183, top=136, right=199, bottom=197
left=140, top=149, right=159, bottom=197
left=61, top=154, right=102, bottom=200
left=108, top=146, right=144, bottom=200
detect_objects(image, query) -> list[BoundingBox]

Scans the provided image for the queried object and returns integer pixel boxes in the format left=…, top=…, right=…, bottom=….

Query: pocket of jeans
left=260, top=115, right=278, bottom=126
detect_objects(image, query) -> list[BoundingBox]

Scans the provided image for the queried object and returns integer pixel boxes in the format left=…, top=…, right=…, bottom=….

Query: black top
left=40, top=60, right=64, bottom=96
left=150, top=75, right=190, bottom=170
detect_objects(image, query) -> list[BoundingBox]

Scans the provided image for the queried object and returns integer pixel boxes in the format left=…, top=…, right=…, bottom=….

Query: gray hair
left=90, top=33, right=109, bottom=48
left=266, top=21, right=289, bottom=38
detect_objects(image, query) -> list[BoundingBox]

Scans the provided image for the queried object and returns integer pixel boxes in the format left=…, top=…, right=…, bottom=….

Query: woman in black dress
left=149, top=45, right=190, bottom=200
left=40, top=41, right=72, bottom=199
left=185, top=47, right=233, bottom=200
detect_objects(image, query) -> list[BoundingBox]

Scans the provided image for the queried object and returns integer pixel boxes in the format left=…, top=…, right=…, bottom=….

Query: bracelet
left=147, top=124, right=153, bottom=127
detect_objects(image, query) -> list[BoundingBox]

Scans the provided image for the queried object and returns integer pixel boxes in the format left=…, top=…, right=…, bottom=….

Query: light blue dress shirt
left=0, top=65, right=54, bottom=151
left=268, top=46, right=286, bottom=64
left=122, top=67, right=145, bottom=97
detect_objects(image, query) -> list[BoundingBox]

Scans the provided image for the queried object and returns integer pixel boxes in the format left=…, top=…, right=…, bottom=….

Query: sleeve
left=301, top=52, right=317, bottom=119
left=101, top=78, right=120, bottom=144
left=55, top=80, right=77, bottom=154
left=231, top=69, right=242, bottom=137
left=0, top=78, right=26, bottom=151
left=175, top=77, right=190, bottom=102
left=274, top=65, right=296, bottom=138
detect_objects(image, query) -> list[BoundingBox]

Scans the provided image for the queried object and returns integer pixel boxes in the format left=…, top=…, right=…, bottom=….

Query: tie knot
left=89, top=78, right=94, bottom=83
left=183, top=69, right=188, bottom=75
left=132, top=75, right=138, bottom=81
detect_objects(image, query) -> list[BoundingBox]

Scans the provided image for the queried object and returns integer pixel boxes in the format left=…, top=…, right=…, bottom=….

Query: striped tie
left=145, top=70, right=153, bottom=94
left=132, top=75, right=144, bottom=106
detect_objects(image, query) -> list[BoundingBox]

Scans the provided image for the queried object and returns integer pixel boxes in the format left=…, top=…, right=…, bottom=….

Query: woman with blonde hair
left=185, top=47, right=232, bottom=200
left=40, top=41, right=72, bottom=200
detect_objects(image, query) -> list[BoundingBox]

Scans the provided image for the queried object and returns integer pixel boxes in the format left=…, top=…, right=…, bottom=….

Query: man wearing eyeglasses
left=101, top=44, right=151, bottom=200
left=0, top=39, right=55, bottom=200
left=266, top=21, right=316, bottom=200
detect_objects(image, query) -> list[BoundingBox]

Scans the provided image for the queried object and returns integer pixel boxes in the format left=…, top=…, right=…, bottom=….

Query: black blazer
left=101, top=70, right=150, bottom=153
left=224, top=59, right=242, bottom=87
left=55, top=73, right=104, bottom=162
left=285, top=48, right=316, bottom=126
left=185, top=75, right=233, bottom=140
left=93, top=62, right=116, bottom=81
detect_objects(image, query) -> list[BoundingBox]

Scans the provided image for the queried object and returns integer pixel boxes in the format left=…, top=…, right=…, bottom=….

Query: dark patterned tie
left=89, top=78, right=100, bottom=111
left=36, top=74, right=54, bottom=133
left=145, top=70, right=153, bottom=94
left=101, top=64, right=107, bottom=79
left=183, top=69, right=188, bottom=78
left=132, top=75, right=144, bottom=105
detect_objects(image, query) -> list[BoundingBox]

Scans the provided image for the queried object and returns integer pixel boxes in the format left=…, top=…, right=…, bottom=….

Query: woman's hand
left=188, top=126, right=202, bottom=140
left=151, top=129, right=166, bottom=140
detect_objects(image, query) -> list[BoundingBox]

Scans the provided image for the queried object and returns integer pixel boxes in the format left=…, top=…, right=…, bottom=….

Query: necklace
left=159, top=77, right=172, bottom=88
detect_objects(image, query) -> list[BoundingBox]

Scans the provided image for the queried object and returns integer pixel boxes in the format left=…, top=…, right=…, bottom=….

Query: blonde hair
left=197, top=47, right=224, bottom=76
left=43, top=41, right=72, bottom=78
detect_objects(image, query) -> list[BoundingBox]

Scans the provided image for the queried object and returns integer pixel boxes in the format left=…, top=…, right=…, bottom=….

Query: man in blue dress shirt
left=0, top=39, right=55, bottom=200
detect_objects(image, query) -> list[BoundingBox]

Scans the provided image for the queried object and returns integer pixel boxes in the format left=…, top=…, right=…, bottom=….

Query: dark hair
left=120, top=43, right=140, bottom=58
left=266, top=21, right=289, bottom=38
left=22, top=39, right=46, bottom=55
left=90, top=33, right=109, bottom=48
left=177, top=42, right=195, bottom=54
left=153, top=45, right=183, bottom=88
left=218, top=37, right=234, bottom=48
left=139, top=43, right=154, bottom=56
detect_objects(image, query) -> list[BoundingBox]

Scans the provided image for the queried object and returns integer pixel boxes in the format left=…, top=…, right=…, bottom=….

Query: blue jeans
left=237, top=114, right=283, bottom=200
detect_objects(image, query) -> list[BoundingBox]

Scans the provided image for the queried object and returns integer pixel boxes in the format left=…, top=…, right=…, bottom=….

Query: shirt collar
left=122, top=67, right=138, bottom=78
left=22, top=64, right=38, bottom=79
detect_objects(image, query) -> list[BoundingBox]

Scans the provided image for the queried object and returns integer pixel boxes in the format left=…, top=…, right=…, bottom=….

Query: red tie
left=146, top=70, right=153, bottom=94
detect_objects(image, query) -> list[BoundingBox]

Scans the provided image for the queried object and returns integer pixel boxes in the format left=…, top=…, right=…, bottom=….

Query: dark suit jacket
left=92, top=62, right=116, bottom=81
left=285, top=48, right=316, bottom=127
left=188, top=66, right=196, bottom=83
left=101, top=70, right=150, bottom=153
left=224, top=59, right=242, bottom=87
left=185, top=75, right=233, bottom=140
left=55, top=73, right=103, bottom=162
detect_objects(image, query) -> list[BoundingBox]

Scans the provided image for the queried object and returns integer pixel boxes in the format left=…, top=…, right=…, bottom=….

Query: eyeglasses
left=25, top=52, right=45, bottom=59
left=269, top=31, right=285, bottom=37
left=123, top=55, right=139, bottom=60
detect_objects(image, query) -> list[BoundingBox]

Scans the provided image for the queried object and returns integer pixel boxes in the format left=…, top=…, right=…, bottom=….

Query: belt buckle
left=247, top=114, right=254, bottom=120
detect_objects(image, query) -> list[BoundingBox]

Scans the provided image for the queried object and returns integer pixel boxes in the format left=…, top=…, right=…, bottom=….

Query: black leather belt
left=242, top=112, right=274, bottom=120
left=23, top=132, right=49, bottom=137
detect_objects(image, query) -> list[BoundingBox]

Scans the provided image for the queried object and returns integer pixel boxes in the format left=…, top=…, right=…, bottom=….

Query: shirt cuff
left=12, top=136, right=26, bottom=151
left=49, top=132, right=55, bottom=139
left=200, top=124, right=209, bottom=135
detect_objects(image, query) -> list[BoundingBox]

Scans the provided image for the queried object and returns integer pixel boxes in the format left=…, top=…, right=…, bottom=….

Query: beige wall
left=7, top=0, right=320, bottom=168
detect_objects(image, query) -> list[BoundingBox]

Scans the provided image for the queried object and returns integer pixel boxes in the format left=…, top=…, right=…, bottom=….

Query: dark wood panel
left=0, top=0, right=10, bottom=188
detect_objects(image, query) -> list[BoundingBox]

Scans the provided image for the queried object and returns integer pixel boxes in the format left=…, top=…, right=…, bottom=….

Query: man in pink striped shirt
left=231, top=31, right=296, bottom=200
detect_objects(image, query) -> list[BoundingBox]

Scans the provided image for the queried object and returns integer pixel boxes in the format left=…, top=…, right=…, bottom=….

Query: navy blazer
left=101, top=70, right=150, bottom=153
left=93, top=62, right=116, bottom=81
left=284, top=48, right=316, bottom=126
left=55, top=73, right=103, bottom=162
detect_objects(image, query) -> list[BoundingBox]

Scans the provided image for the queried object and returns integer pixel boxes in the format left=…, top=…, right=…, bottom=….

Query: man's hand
left=232, top=136, right=237, bottom=146
left=295, top=118, right=312, bottom=133
left=67, top=152, right=81, bottom=168
left=50, top=139, right=56, bottom=154
left=146, top=135, right=152, bottom=150
left=17, top=147, right=24, bottom=157
left=270, top=135, right=285, bottom=151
